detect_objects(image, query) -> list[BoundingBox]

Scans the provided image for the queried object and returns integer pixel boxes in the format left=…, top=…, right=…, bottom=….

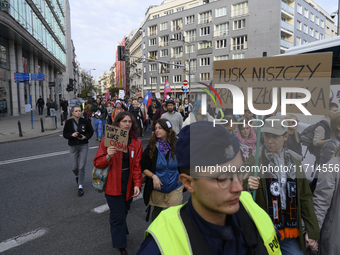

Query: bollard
left=55, top=116, right=57, bottom=129
left=40, top=117, right=45, bottom=132
left=61, top=114, right=63, bottom=126
left=18, top=121, right=23, bottom=137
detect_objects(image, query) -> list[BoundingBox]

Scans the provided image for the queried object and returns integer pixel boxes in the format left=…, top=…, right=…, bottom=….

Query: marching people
left=63, top=105, right=94, bottom=196
left=147, top=98, right=158, bottom=128
left=93, top=111, right=143, bottom=255
left=106, top=98, right=114, bottom=125
left=182, top=100, right=214, bottom=128
left=111, top=100, right=126, bottom=123
left=84, top=98, right=92, bottom=121
left=60, top=97, right=69, bottom=122
left=182, top=98, right=192, bottom=121
left=160, top=99, right=183, bottom=135
left=46, top=99, right=57, bottom=116
left=90, top=97, right=105, bottom=142
left=141, top=119, right=183, bottom=221
left=137, top=121, right=282, bottom=255
left=236, top=123, right=257, bottom=162
left=129, top=100, right=144, bottom=137
left=36, top=95, right=45, bottom=115
left=244, top=116, right=319, bottom=255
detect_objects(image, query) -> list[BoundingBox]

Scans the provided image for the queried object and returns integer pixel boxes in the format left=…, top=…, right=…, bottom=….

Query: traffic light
left=68, top=79, right=74, bottom=91
left=117, top=46, right=125, bottom=61
left=66, top=85, right=70, bottom=92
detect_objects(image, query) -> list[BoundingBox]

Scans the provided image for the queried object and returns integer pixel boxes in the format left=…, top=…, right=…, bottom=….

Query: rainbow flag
left=163, top=79, right=171, bottom=99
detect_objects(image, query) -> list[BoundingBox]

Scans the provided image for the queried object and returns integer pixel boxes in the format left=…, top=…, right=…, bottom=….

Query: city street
left=0, top=131, right=160, bottom=255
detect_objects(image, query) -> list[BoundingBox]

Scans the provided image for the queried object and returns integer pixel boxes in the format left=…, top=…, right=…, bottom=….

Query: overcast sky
left=69, top=0, right=339, bottom=80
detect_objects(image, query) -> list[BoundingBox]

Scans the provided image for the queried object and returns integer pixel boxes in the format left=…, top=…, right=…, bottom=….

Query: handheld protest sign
left=104, top=124, right=129, bottom=153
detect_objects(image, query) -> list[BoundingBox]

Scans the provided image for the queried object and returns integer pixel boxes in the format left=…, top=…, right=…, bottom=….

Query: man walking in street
left=137, top=121, right=282, bottom=255
left=36, top=95, right=44, bottom=115
left=161, top=99, right=183, bottom=135
left=60, top=97, right=69, bottom=122
left=63, top=105, right=94, bottom=197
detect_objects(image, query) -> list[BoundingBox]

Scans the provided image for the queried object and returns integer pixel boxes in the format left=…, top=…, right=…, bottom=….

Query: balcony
left=280, top=39, right=293, bottom=49
left=230, top=42, right=248, bottom=51
left=197, top=47, right=213, bottom=55
left=214, top=30, right=229, bottom=37
left=281, top=20, right=294, bottom=34
left=198, top=16, right=212, bottom=25
left=160, top=69, right=170, bottom=74
left=231, top=7, right=249, bottom=18
left=159, top=41, right=169, bottom=47
left=171, top=24, right=182, bottom=31
left=281, top=2, right=294, bottom=16
left=171, top=53, right=183, bottom=59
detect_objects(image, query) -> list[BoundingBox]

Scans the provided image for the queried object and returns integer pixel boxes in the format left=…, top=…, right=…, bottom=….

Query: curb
left=0, top=130, right=63, bottom=145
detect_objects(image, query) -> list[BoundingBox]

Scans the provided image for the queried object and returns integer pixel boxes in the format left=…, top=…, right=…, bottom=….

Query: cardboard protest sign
left=155, top=90, right=161, bottom=99
left=119, top=89, right=125, bottom=100
left=104, top=124, right=129, bottom=152
left=212, top=52, right=333, bottom=115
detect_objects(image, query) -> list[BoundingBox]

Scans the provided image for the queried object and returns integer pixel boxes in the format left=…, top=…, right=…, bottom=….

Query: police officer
left=136, top=121, right=281, bottom=255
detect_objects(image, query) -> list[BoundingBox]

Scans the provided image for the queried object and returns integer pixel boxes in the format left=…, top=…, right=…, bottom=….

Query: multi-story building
left=140, top=0, right=336, bottom=100
left=0, top=0, right=74, bottom=117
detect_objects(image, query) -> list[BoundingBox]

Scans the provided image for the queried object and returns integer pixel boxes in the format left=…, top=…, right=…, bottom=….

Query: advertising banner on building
left=116, top=37, right=127, bottom=92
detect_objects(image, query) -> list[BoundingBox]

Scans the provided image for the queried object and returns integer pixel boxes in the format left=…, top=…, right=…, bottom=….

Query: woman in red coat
left=93, top=111, right=143, bottom=255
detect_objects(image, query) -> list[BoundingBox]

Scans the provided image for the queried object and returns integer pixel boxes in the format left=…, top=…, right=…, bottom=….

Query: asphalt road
left=0, top=131, right=161, bottom=255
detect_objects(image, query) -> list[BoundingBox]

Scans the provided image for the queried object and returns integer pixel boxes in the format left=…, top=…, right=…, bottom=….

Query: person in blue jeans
left=90, top=98, right=105, bottom=141
left=141, top=118, right=183, bottom=221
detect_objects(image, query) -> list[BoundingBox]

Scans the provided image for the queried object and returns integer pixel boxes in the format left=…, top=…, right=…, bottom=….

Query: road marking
left=0, top=146, right=99, bottom=166
left=0, top=228, right=47, bottom=253
left=92, top=192, right=143, bottom=214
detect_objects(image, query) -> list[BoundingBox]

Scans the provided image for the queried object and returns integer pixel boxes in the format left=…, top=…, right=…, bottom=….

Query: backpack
left=300, top=120, right=331, bottom=160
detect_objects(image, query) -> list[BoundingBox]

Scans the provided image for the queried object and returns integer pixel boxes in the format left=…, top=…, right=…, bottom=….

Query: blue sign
left=14, top=73, right=45, bottom=83
left=183, top=89, right=188, bottom=93
left=30, top=73, right=45, bottom=81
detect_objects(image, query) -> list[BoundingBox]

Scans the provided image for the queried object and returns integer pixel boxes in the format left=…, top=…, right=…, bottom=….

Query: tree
left=109, top=87, right=120, bottom=98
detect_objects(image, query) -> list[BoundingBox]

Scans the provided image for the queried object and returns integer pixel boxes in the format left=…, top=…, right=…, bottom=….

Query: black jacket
left=141, top=144, right=158, bottom=206
left=63, top=117, right=94, bottom=146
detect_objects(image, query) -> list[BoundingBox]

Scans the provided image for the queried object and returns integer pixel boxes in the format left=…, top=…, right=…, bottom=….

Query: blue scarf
left=158, top=139, right=171, bottom=157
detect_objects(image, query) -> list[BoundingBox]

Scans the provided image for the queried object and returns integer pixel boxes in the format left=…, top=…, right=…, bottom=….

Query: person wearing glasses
left=93, top=111, right=143, bottom=255
left=136, top=121, right=281, bottom=255
left=245, top=116, right=319, bottom=255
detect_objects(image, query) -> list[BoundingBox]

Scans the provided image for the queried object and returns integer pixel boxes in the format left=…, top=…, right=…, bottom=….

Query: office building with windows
left=0, top=0, right=73, bottom=117
left=140, top=0, right=336, bottom=100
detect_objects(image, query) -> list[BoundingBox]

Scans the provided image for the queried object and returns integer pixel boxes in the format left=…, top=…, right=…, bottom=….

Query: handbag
left=92, top=165, right=110, bottom=193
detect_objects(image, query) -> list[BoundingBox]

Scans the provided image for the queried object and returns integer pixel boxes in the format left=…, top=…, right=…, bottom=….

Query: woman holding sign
left=141, top=119, right=183, bottom=221
left=93, top=111, right=143, bottom=255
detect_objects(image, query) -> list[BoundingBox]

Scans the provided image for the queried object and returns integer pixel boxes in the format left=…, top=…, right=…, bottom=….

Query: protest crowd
left=63, top=91, right=340, bottom=255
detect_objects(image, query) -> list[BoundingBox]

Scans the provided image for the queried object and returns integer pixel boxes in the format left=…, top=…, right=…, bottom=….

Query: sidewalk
left=0, top=109, right=64, bottom=144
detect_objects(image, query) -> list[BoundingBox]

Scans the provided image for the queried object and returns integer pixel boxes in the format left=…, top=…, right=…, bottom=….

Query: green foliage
left=80, top=89, right=89, bottom=98
left=109, top=87, right=120, bottom=98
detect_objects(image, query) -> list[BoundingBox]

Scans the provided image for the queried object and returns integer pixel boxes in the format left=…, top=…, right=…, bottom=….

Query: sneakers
left=78, top=188, right=84, bottom=197
left=96, top=136, right=98, bottom=141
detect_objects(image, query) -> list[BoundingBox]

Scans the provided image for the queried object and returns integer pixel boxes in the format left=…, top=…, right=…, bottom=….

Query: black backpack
left=300, top=120, right=331, bottom=161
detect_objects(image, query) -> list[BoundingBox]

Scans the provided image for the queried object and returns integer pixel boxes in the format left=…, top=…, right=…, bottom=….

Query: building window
left=231, top=35, right=247, bottom=51
left=320, top=33, right=323, bottom=40
left=161, top=76, right=169, bottom=83
left=216, top=39, right=227, bottom=49
left=186, top=44, right=195, bottom=54
left=233, top=19, right=245, bottom=30
left=144, top=66, right=146, bottom=73
left=200, top=26, right=210, bottom=36
left=172, top=33, right=183, bottom=41
left=310, top=12, right=314, bottom=22
left=200, top=73, right=210, bottom=81
left=231, top=2, right=248, bottom=18
left=160, top=64, right=170, bottom=74
left=164, top=9, right=174, bottom=15
left=214, top=55, right=229, bottom=61
left=185, top=29, right=196, bottom=42
left=174, top=75, right=182, bottom=83
left=186, top=59, right=197, bottom=72
left=316, top=16, right=319, bottom=25
left=303, top=40, right=308, bottom=44
left=297, top=20, right=302, bottom=31
left=159, top=35, right=169, bottom=47
left=216, top=7, right=227, bottom=17
left=200, top=57, right=210, bottom=66
left=149, top=38, right=157, bottom=46
left=304, top=9, right=309, bottom=19
left=172, top=18, right=182, bottom=31
left=198, top=41, right=212, bottom=49
left=215, top=23, right=229, bottom=36
left=309, top=27, right=314, bottom=37
left=143, top=42, right=145, bottom=49
left=160, top=49, right=169, bottom=57
left=148, top=25, right=157, bottom=36
left=303, top=24, right=308, bottom=34
left=171, top=46, right=183, bottom=58
left=177, top=7, right=184, bottom=12
left=232, top=53, right=245, bottom=59
left=173, top=61, right=181, bottom=69
left=199, top=11, right=212, bottom=24
left=160, top=22, right=168, bottom=31
left=144, top=78, right=146, bottom=85
left=143, top=30, right=145, bottom=37
left=153, top=14, right=159, bottom=19
left=297, top=4, right=302, bottom=14
left=186, top=15, right=195, bottom=24
left=149, top=63, right=157, bottom=71
left=321, top=20, right=324, bottom=28
left=150, top=77, right=157, bottom=84
left=296, top=37, right=301, bottom=45
left=148, top=51, right=157, bottom=60
left=315, top=31, right=319, bottom=39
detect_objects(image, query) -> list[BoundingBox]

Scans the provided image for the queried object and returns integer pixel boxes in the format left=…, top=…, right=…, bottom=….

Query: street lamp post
left=89, top=68, right=95, bottom=97
left=170, top=36, right=207, bottom=101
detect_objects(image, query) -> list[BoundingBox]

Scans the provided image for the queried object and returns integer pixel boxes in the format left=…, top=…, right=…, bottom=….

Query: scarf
left=235, top=127, right=257, bottom=161
left=158, top=139, right=171, bottom=158
left=184, top=104, right=191, bottom=112
left=262, top=146, right=299, bottom=240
